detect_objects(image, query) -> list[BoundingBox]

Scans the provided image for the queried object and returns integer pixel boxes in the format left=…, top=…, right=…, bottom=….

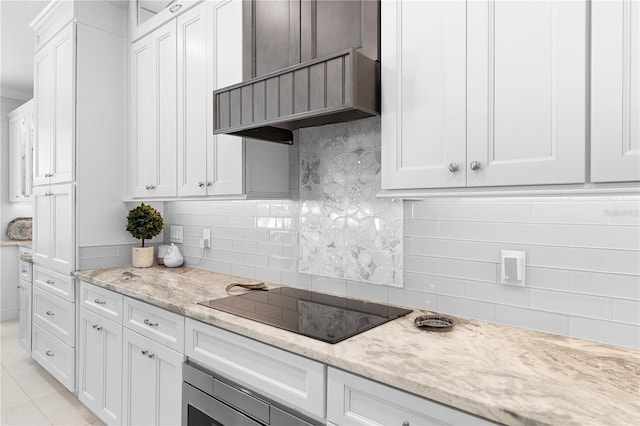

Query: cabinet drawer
left=123, top=297, right=184, bottom=352
left=19, top=259, right=32, bottom=282
left=80, top=281, right=123, bottom=323
left=33, top=265, right=74, bottom=302
left=33, top=286, right=75, bottom=346
left=32, top=323, right=75, bottom=392
left=185, top=318, right=326, bottom=419
left=327, top=368, right=496, bottom=426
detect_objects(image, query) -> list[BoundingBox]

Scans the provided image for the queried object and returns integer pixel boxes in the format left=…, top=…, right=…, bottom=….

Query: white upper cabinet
left=381, top=0, right=466, bottom=190
left=33, top=24, right=75, bottom=187
left=130, top=20, right=178, bottom=198
left=591, top=0, right=640, bottom=183
left=8, top=100, right=34, bottom=202
left=382, top=0, right=588, bottom=190
left=467, top=0, right=586, bottom=187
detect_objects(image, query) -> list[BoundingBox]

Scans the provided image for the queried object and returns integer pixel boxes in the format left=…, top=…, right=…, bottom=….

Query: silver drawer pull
left=147, top=352, right=155, bottom=359
left=402, top=422, right=410, bottom=426
left=91, top=324, right=102, bottom=331
left=169, top=3, right=182, bottom=13
left=45, top=310, right=54, bottom=316
left=21, top=268, right=27, bottom=273
left=141, top=349, right=148, bottom=355
left=45, top=350, right=54, bottom=357
left=94, top=299, right=106, bottom=305
left=46, top=280, right=55, bottom=285
left=143, top=319, right=158, bottom=327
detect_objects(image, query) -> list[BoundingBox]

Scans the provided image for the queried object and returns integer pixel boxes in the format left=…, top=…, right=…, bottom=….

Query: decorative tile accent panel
left=298, top=117, right=403, bottom=286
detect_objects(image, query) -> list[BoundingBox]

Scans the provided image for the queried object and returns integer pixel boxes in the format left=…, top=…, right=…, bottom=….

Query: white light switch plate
left=170, top=225, right=183, bottom=243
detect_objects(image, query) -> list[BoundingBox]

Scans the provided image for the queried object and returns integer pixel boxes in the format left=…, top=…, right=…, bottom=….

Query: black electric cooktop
left=199, top=287, right=412, bottom=344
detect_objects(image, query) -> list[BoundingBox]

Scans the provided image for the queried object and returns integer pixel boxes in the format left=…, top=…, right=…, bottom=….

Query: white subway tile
left=409, top=238, right=465, bottom=258
left=496, top=223, right=570, bottom=246
left=404, top=220, right=438, bottom=238
left=612, top=250, right=640, bottom=275
left=79, top=246, right=119, bottom=259
left=270, top=230, right=298, bottom=244
left=570, top=317, right=639, bottom=349
left=255, top=268, right=282, bottom=284
left=257, top=217, right=281, bottom=229
left=212, top=238, right=233, bottom=251
left=269, top=256, right=296, bottom=271
left=569, top=225, right=640, bottom=250
left=612, top=300, right=640, bottom=325
left=496, top=305, right=570, bottom=336
left=212, top=216, right=233, bottom=227
left=282, top=245, right=297, bottom=259
left=232, top=240, right=256, bottom=254
left=526, top=267, right=570, bottom=291
left=528, top=245, right=612, bottom=272
left=405, top=255, right=498, bottom=282
left=438, top=221, right=498, bottom=242
left=465, top=282, right=530, bottom=307
left=412, top=201, right=467, bottom=221
left=311, top=276, right=347, bottom=296
left=347, top=281, right=388, bottom=303
left=464, top=241, right=530, bottom=263
left=281, top=271, right=312, bottom=288
left=404, top=273, right=465, bottom=297
left=232, top=216, right=256, bottom=229
left=257, top=242, right=283, bottom=257
left=530, top=289, right=612, bottom=320
left=232, top=264, right=255, bottom=278
left=466, top=201, right=533, bottom=223
left=387, top=288, right=437, bottom=310
left=222, top=228, right=245, bottom=240
left=213, top=250, right=244, bottom=264
left=244, top=229, right=270, bottom=242
left=436, top=296, right=496, bottom=322
left=243, top=254, right=268, bottom=268
left=532, top=201, right=613, bottom=225
left=611, top=199, right=640, bottom=225
left=569, top=271, right=639, bottom=300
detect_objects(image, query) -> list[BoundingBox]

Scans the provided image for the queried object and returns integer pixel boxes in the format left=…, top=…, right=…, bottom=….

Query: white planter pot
left=132, top=246, right=154, bottom=268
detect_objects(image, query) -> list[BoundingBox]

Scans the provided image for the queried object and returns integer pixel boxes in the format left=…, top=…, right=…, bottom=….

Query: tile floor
left=0, top=320, right=104, bottom=426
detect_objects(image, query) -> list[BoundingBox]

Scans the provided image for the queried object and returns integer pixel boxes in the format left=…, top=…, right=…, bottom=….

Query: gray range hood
left=212, top=48, right=380, bottom=144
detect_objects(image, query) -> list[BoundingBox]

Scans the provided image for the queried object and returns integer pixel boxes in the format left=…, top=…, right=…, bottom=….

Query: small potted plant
left=126, top=203, right=164, bottom=268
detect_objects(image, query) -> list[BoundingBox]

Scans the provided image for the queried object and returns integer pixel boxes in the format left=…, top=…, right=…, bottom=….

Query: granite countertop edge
left=72, top=266, right=640, bottom=426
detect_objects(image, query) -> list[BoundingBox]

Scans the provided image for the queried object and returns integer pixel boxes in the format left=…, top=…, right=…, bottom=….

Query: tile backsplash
left=83, top=117, right=640, bottom=350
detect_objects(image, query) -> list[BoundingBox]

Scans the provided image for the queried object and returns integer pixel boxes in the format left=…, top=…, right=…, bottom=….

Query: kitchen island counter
left=73, top=265, right=640, bottom=426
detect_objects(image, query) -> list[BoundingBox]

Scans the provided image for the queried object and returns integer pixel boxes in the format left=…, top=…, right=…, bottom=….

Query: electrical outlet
left=170, top=225, right=184, bottom=243
left=202, top=228, right=211, bottom=248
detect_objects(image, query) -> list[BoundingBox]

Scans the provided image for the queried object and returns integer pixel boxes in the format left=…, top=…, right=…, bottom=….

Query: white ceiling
left=1, top=0, right=50, bottom=100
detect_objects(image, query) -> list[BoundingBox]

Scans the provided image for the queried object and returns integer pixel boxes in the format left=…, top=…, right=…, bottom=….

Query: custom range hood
left=212, top=0, right=380, bottom=144
left=213, top=48, right=379, bottom=144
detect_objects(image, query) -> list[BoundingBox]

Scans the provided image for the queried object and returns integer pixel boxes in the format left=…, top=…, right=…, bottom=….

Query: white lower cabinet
left=78, top=308, right=123, bottom=425
left=18, top=279, right=32, bottom=352
left=185, top=318, right=326, bottom=419
left=327, top=368, right=495, bottom=426
left=122, top=327, right=184, bottom=426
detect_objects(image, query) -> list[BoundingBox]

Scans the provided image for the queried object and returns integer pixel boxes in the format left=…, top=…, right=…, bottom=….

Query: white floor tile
left=0, top=374, right=31, bottom=409
left=33, top=390, right=98, bottom=426
left=0, top=399, right=51, bottom=426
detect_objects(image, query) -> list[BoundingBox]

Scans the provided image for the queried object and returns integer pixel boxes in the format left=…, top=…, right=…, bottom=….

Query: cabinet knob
left=469, top=161, right=482, bottom=171
left=147, top=352, right=155, bottom=359
left=46, top=280, right=55, bottom=285
left=94, top=299, right=106, bottom=305
left=45, top=310, right=55, bottom=316
left=169, top=3, right=182, bottom=13
left=198, top=181, right=205, bottom=188
left=206, top=182, right=212, bottom=187
left=144, top=318, right=159, bottom=327
left=448, top=163, right=459, bottom=173
left=141, top=349, right=148, bottom=355
left=45, top=350, right=54, bottom=357
left=21, top=268, right=27, bottom=273
left=402, top=422, right=410, bottom=426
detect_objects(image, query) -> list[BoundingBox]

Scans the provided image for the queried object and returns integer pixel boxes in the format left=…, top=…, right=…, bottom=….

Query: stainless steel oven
left=182, top=361, right=320, bottom=426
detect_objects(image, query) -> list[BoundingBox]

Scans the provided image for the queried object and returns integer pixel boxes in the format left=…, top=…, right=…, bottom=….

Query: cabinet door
left=34, top=45, right=52, bottom=186
left=591, top=0, right=640, bottom=182
left=122, top=328, right=184, bottom=426
left=18, top=280, right=31, bottom=352
left=177, top=3, right=208, bottom=196
left=50, top=24, right=75, bottom=185
left=79, top=308, right=123, bottom=425
left=467, top=0, right=586, bottom=186
left=208, top=0, right=244, bottom=195
left=8, top=112, right=24, bottom=201
left=130, top=22, right=177, bottom=198
left=33, top=186, right=52, bottom=266
left=381, top=0, right=467, bottom=189
left=49, top=183, right=74, bottom=274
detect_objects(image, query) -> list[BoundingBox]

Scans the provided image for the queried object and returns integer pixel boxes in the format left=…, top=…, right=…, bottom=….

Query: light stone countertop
left=72, top=265, right=640, bottom=426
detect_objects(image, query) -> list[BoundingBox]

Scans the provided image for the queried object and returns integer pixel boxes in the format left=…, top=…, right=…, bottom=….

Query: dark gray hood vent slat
left=213, top=48, right=380, bottom=144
